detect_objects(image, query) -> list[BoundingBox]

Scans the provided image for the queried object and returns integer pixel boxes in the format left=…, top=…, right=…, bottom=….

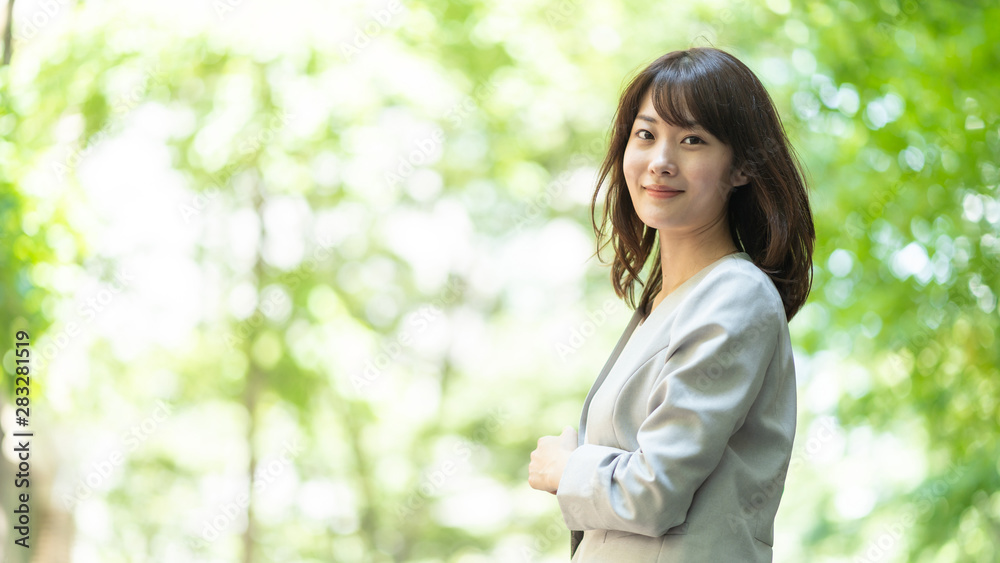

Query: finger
left=560, top=428, right=578, bottom=447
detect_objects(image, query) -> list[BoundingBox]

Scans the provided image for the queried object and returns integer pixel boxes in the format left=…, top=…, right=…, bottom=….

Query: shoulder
left=672, top=255, right=786, bottom=339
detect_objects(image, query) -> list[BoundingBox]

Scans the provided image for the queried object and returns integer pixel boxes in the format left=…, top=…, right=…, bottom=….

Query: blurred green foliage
left=0, top=0, right=998, bottom=562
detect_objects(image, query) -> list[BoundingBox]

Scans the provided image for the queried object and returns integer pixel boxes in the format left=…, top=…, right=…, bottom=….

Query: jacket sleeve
left=555, top=271, right=783, bottom=537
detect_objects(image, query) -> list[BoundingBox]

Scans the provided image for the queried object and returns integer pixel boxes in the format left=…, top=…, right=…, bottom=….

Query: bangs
left=645, top=57, right=732, bottom=144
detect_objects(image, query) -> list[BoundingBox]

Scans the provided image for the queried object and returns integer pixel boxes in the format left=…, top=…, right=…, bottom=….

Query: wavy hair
left=592, top=47, right=815, bottom=320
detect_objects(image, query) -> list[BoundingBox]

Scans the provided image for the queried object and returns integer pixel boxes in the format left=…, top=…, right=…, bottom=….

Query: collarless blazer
left=556, top=252, right=796, bottom=562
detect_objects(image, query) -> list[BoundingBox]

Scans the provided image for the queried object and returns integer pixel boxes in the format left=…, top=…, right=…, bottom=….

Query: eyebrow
left=634, top=113, right=704, bottom=131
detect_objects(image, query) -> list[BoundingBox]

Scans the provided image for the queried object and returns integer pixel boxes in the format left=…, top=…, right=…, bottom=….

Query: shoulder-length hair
left=592, top=47, right=815, bottom=321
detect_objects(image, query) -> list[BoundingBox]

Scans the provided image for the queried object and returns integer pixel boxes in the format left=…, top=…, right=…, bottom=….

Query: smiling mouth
left=643, top=185, right=684, bottom=194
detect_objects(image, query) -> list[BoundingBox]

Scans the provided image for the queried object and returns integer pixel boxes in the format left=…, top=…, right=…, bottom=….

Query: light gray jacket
left=556, top=252, right=796, bottom=562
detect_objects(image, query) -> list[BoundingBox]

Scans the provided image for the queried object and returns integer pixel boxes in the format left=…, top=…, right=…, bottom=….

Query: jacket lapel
left=577, top=306, right=644, bottom=446
left=570, top=306, right=642, bottom=559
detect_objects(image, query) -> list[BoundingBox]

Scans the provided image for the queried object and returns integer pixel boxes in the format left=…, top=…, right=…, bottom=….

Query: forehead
left=635, top=90, right=656, bottom=117
left=634, top=88, right=695, bottom=125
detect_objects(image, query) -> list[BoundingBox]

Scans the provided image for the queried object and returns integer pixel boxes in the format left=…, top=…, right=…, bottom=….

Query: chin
left=633, top=211, right=671, bottom=231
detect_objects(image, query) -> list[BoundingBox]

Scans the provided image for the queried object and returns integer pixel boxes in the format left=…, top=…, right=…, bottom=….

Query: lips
left=643, top=185, right=684, bottom=198
left=643, top=185, right=683, bottom=193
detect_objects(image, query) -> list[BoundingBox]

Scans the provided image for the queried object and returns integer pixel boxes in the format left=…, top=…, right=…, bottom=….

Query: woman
left=528, top=47, right=815, bottom=562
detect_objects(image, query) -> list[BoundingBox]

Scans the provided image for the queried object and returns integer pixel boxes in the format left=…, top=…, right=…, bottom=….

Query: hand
left=528, top=426, right=578, bottom=494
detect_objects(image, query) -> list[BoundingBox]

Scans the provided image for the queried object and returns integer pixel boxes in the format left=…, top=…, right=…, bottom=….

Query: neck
left=656, top=216, right=738, bottom=299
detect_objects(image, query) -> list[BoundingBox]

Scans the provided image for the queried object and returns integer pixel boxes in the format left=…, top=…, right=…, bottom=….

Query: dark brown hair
left=591, top=47, right=815, bottom=320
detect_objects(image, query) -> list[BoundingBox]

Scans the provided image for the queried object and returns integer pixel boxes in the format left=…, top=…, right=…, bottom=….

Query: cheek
left=622, top=149, right=642, bottom=186
left=691, top=161, right=729, bottom=190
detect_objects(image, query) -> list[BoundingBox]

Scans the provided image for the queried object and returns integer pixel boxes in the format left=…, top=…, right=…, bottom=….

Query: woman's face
left=623, top=89, right=746, bottom=237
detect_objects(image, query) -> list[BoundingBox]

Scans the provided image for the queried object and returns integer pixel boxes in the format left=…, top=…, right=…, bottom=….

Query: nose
left=649, top=144, right=677, bottom=176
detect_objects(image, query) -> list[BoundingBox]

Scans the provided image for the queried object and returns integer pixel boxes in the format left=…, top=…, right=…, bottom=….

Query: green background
left=1, top=0, right=998, bottom=561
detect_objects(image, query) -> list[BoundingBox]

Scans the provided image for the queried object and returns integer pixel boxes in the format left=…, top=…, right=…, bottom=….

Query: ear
left=729, top=166, right=749, bottom=188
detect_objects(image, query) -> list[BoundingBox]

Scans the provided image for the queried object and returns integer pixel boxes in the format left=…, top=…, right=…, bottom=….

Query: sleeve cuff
left=555, top=444, right=626, bottom=530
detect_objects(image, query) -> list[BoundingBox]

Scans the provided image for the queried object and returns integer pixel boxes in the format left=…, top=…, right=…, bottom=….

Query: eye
left=635, top=129, right=654, bottom=140
left=681, top=135, right=705, bottom=145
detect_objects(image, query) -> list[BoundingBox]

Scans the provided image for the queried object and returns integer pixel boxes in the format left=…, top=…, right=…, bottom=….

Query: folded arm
left=556, top=280, right=781, bottom=536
